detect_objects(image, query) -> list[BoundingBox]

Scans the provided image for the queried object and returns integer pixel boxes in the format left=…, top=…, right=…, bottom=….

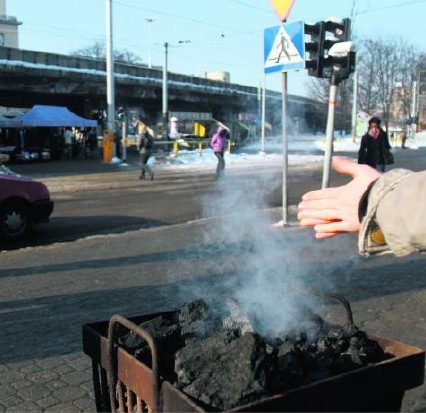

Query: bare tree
left=69, top=40, right=142, bottom=65
left=357, top=36, right=421, bottom=131
left=305, top=78, right=329, bottom=103
left=306, top=36, right=423, bottom=134
left=305, top=76, right=353, bottom=132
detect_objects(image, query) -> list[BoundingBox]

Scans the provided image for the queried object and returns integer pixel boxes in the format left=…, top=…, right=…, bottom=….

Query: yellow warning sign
left=267, top=0, right=296, bottom=22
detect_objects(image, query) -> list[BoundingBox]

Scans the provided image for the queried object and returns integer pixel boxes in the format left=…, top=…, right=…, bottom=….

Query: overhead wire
left=357, top=0, right=426, bottom=14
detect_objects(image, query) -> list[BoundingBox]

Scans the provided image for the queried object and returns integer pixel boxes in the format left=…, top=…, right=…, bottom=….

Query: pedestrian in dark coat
left=358, top=117, right=392, bottom=172
left=137, top=128, right=155, bottom=180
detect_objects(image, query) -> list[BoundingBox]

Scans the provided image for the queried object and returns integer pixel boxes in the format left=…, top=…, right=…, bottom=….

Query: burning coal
left=117, top=298, right=387, bottom=411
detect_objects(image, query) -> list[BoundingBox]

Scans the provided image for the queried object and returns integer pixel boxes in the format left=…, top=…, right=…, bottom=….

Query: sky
left=6, top=0, right=426, bottom=97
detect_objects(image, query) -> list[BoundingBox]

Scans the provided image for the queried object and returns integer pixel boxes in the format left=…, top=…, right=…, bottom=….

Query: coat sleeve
left=210, top=134, right=217, bottom=148
left=359, top=169, right=426, bottom=256
left=358, top=135, right=366, bottom=164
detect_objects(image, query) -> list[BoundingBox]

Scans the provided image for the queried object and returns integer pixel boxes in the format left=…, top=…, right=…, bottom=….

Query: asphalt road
left=4, top=146, right=425, bottom=252
left=2, top=149, right=316, bottom=250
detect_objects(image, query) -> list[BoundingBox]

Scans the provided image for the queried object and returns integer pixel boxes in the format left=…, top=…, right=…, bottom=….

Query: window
left=0, top=33, right=4, bottom=46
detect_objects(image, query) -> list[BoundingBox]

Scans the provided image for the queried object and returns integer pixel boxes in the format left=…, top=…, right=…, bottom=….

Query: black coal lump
left=178, top=299, right=221, bottom=343
left=174, top=329, right=275, bottom=411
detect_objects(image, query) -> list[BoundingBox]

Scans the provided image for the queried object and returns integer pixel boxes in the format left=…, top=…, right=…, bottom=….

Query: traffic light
left=304, top=21, right=325, bottom=78
left=304, top=17, right=355, bottom=81
left=322, top=18, right=355, bottom=81
left=324, top=17, right=351, bottom=43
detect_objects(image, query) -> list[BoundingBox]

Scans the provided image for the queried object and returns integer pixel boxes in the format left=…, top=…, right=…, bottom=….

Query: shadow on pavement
left=0, top=215, right=169, bottom=251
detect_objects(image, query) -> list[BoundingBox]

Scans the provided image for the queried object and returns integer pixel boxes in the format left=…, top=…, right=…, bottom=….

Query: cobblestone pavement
left=1, top=151, right=425, bottom=412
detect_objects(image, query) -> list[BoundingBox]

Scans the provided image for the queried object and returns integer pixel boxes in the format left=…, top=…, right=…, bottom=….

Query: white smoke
left=170, top=156, right=359, bottom=338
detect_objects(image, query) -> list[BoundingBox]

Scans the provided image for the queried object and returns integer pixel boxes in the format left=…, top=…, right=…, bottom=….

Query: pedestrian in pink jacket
left=210, top=126, right=228, bottom=180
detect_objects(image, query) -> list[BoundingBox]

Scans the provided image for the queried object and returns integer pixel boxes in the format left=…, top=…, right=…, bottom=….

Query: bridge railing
left=0, top=46, right=257, bottom=94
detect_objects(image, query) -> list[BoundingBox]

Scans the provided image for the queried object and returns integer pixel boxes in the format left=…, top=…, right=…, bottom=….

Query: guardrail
left=121, top=136, right=232, bottom=157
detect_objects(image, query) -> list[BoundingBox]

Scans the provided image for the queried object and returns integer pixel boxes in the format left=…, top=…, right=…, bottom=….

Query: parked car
left=0, top=166, right=54, bottom=241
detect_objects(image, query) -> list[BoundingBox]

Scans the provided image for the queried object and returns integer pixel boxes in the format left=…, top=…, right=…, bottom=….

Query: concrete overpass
left=0, top=46, right=326, bottom=132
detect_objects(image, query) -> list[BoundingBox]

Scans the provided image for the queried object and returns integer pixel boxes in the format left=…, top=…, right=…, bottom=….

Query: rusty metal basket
left=82, top=306, right=425, bottom=413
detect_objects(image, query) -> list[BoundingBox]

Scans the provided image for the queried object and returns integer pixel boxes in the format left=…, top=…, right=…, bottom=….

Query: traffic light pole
left=322, top=72, right=339, bottom=189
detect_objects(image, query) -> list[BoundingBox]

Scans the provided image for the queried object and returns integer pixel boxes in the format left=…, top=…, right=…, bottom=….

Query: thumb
left=332, top=156, right=359, bottom=178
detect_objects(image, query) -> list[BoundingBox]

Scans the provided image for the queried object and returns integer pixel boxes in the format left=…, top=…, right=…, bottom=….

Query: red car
left=0, top=166, right=54, bottom=241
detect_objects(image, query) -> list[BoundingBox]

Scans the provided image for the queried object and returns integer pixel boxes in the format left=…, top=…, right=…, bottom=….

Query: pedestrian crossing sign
left=264, top=20, right=305, bottom=73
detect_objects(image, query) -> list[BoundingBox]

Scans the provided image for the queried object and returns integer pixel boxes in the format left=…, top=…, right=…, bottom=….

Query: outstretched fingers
left=301, top=186, right=341, bottom=201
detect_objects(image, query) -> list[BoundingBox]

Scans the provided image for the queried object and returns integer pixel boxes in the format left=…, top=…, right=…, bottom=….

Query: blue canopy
left=18, top=105, right=97, bottom=128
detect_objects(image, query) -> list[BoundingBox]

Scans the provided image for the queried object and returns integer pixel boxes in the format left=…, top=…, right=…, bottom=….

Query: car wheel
left=0, top=201, right=33, bottom=241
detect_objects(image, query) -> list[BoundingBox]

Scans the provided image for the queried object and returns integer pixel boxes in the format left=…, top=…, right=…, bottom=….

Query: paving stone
left=52, top=363, right=76, bottom=375
left=61, top=370, right=90, bottom=386
left=0, top=385, right=21, bottom=407
left=18, top=363, right=42, bottom=375
left=51, top=385, right=88, bottom=402
left=66, top=356, right=91, bottom=372
left=0, top=370, right=25, bottom=385
left=78, top=379, right=95, bottom=393
left=27, top=369, right=60, bottom=384
left=44, top=402, right=80, bottom=413
left=72, top=396, right=96, bottom=411
left=44, top=379, right=69, bottom=391
left=0, top=394, right=24, bottom=409
left=10, top=379, right=34, bottom=390
left=35, top=395, right=61, bottom=410
left=35, top=356, right=66, bottom=370
left=18, top=383, right=52, bottom=402
left=7, top=401, right=41, bottom=412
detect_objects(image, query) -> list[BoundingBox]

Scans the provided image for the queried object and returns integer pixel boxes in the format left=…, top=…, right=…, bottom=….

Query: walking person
left=210, top=126, right=228, bottom=180
left=137, top=128, right=155, bottom=180
left=358, top=116, right=393, bottom=173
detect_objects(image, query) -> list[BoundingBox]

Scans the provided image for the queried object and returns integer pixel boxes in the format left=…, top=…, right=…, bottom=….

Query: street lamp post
left=162, top=42, right=169, bottom=140
left=106, top=0, right=117, bottom=161
left=145, top=18, right=153, bottom=69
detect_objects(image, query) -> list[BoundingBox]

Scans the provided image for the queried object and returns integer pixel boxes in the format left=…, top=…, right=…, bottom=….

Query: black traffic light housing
left=323, top=17, right=354, bottom=81
left=304, top=17, right=355, bottom=81
left=304, top=21, right=325, bottom=78
left=324, top=17, right=351, bottom=42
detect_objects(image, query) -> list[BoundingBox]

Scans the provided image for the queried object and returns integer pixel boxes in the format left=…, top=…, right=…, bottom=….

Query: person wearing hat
left=358, top=117, right=393, bottom=172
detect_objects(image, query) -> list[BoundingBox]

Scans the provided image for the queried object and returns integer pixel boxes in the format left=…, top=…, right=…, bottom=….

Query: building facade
left=0, top=0, right=21, bottom=48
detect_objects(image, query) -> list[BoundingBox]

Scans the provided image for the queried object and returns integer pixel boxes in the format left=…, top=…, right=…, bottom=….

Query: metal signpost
left=263, top=20, right=305, bottom=225
left=265, top=3, right=356, bottom=222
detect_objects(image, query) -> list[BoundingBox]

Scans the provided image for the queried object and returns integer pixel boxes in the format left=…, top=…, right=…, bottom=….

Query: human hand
left=297, top=157, right=382, bottom=239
